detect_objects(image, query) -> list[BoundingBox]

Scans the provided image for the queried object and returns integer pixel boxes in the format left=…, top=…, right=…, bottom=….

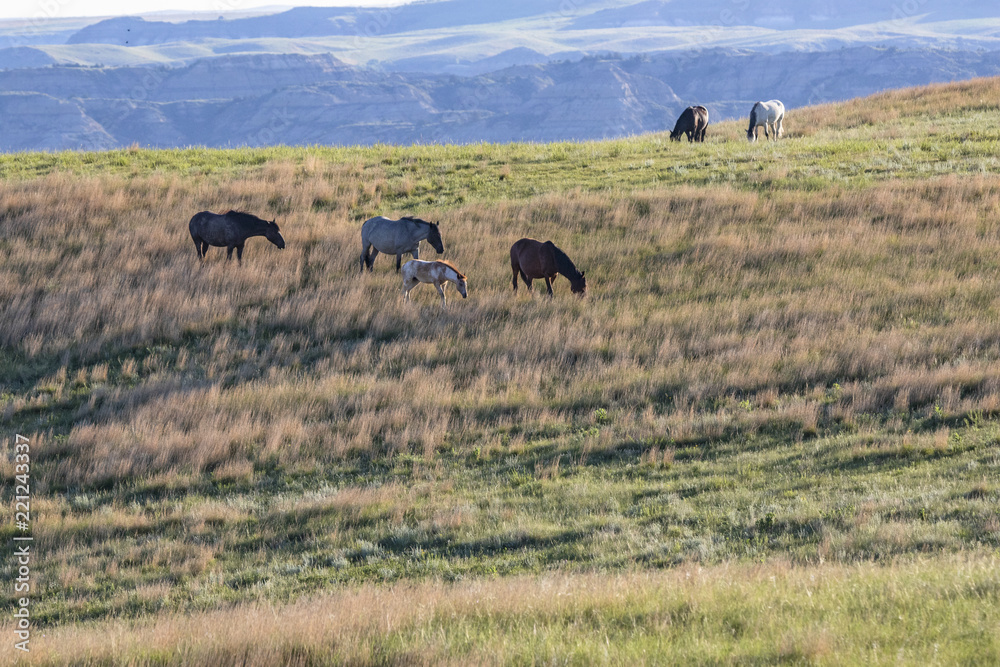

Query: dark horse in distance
left=670, top=105, right=709, bottom=142
left=189, top=210, right=285, bottom=264
left=360, top=215, right=444, bottom=272
left=510, top=238, right=586, bottom=297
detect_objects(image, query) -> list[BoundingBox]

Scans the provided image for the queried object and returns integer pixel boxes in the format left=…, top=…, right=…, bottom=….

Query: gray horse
left=360, top=215, right=444, bottom=272
left=188, top=210, right=285, bottom=264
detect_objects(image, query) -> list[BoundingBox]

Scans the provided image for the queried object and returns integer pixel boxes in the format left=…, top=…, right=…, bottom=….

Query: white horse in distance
left=402, top=259, right=468, bottom=307
left=746, top=100, right=785, bottom=142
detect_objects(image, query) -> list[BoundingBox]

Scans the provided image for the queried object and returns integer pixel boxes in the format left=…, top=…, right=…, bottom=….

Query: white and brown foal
left=401, top=259, right=468, bottom=307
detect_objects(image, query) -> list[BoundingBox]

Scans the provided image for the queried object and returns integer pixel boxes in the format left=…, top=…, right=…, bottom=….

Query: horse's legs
left=192, top=236, right=203, bottom=259
left=200, top=241, right=209, bottom=258
left=519, top=269, right=533, bottom=292
left=402, top=278, right=417, bottom=301
left=236, top=244, right=244, bottom=265
left=776, top=117, right=783, bottom=139
left=543, top=277, right=553, bottom=297
left=511, top=257, right=522, bottom=292
left=361, top=242, right=375, bottom=272
left=226, top=245, right=235, bottom=261
left=395, top=254, right=403, bottom=272
left=435, top=281, right=447, bottom=307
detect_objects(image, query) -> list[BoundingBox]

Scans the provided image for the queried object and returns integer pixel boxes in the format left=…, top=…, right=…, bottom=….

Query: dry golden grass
left=703, top=75, right=1000, bottom=141
left=5, top=164, right=1000, bottom=487
left=793, top=76, right=1000, bottom=134
left=4, top=555, right=997, bottom=666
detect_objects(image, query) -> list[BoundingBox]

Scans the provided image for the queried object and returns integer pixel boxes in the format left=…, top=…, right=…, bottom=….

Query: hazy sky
left=0, top=0, right=410, bottom=21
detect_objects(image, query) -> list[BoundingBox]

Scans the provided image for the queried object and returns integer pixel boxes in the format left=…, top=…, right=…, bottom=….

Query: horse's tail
left=693, top=106, right=708, bottom=139
left=360, top=221, right=370, bottom=272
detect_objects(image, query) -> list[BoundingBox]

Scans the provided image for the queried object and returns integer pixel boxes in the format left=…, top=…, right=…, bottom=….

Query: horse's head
left=571, top=271, right=587, bottom=296
left=265, top=220, right=286, bottom=249
left=669, top=131, right=682, bottom=142
left=456, top=275, right=468, bottom=299
left=427, top=222, right=444, bottom=254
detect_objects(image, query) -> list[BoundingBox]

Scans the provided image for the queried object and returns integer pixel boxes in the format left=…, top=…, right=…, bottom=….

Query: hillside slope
left=1, top=79, right=999, bottom=664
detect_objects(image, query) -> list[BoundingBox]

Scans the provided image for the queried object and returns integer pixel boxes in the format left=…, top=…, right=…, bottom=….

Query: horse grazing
left=401, top=259, right=467, bottom=307
left=746, top=100, right=785, bottom=142
left=510, top=238, right=586, bottom=297
left=188, top=210, right=285, bottom=264
left=670, top=105, right=709, bottom=142
left=360, top=215, right=444, bottom=272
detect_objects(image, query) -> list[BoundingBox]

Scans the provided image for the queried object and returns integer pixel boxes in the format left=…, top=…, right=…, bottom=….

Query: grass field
left=2, top=77, right=1000, bottom=664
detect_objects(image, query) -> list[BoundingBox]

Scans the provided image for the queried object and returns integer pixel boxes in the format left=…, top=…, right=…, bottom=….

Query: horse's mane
left=548, top=242, right=582, bottom=280
left=437, top=259, right=465, bottom=279
left=405, top=216, right=442, bottom=247
left=401, top=216, right=434, bottom=227
left=749, top=102, right=761, bottom=125
left=225, top=210, right=270, bottom=228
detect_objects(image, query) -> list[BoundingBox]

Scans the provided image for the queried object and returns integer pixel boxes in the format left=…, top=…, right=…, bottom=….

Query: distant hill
left=1, top=46, right=999, bottom=152
left=64, top=2, right=580, bottom=46
left=1, top=1, right=1000, bottom=151
left=60, top=0, right=1000, bottom=46
left=1, top=0, right=996, bottom=73
left=568, top=0, right=1000, bottom=30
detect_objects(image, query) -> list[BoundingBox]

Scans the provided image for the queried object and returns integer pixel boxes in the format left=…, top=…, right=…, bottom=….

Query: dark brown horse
left=189, top=210, right=285, bottom=264
left=670, top=105, right=708, bottom=142
left=510, top=238, right=586, bottom=297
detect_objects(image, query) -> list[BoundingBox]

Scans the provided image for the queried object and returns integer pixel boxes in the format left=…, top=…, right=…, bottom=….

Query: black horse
left=669, top=105, right=709, bottom=142
left=188, top=210, right=285, bottom=264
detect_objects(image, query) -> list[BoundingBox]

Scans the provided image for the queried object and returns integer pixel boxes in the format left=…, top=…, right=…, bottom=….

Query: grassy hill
left=2, top=78, right=1000, bottom=665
